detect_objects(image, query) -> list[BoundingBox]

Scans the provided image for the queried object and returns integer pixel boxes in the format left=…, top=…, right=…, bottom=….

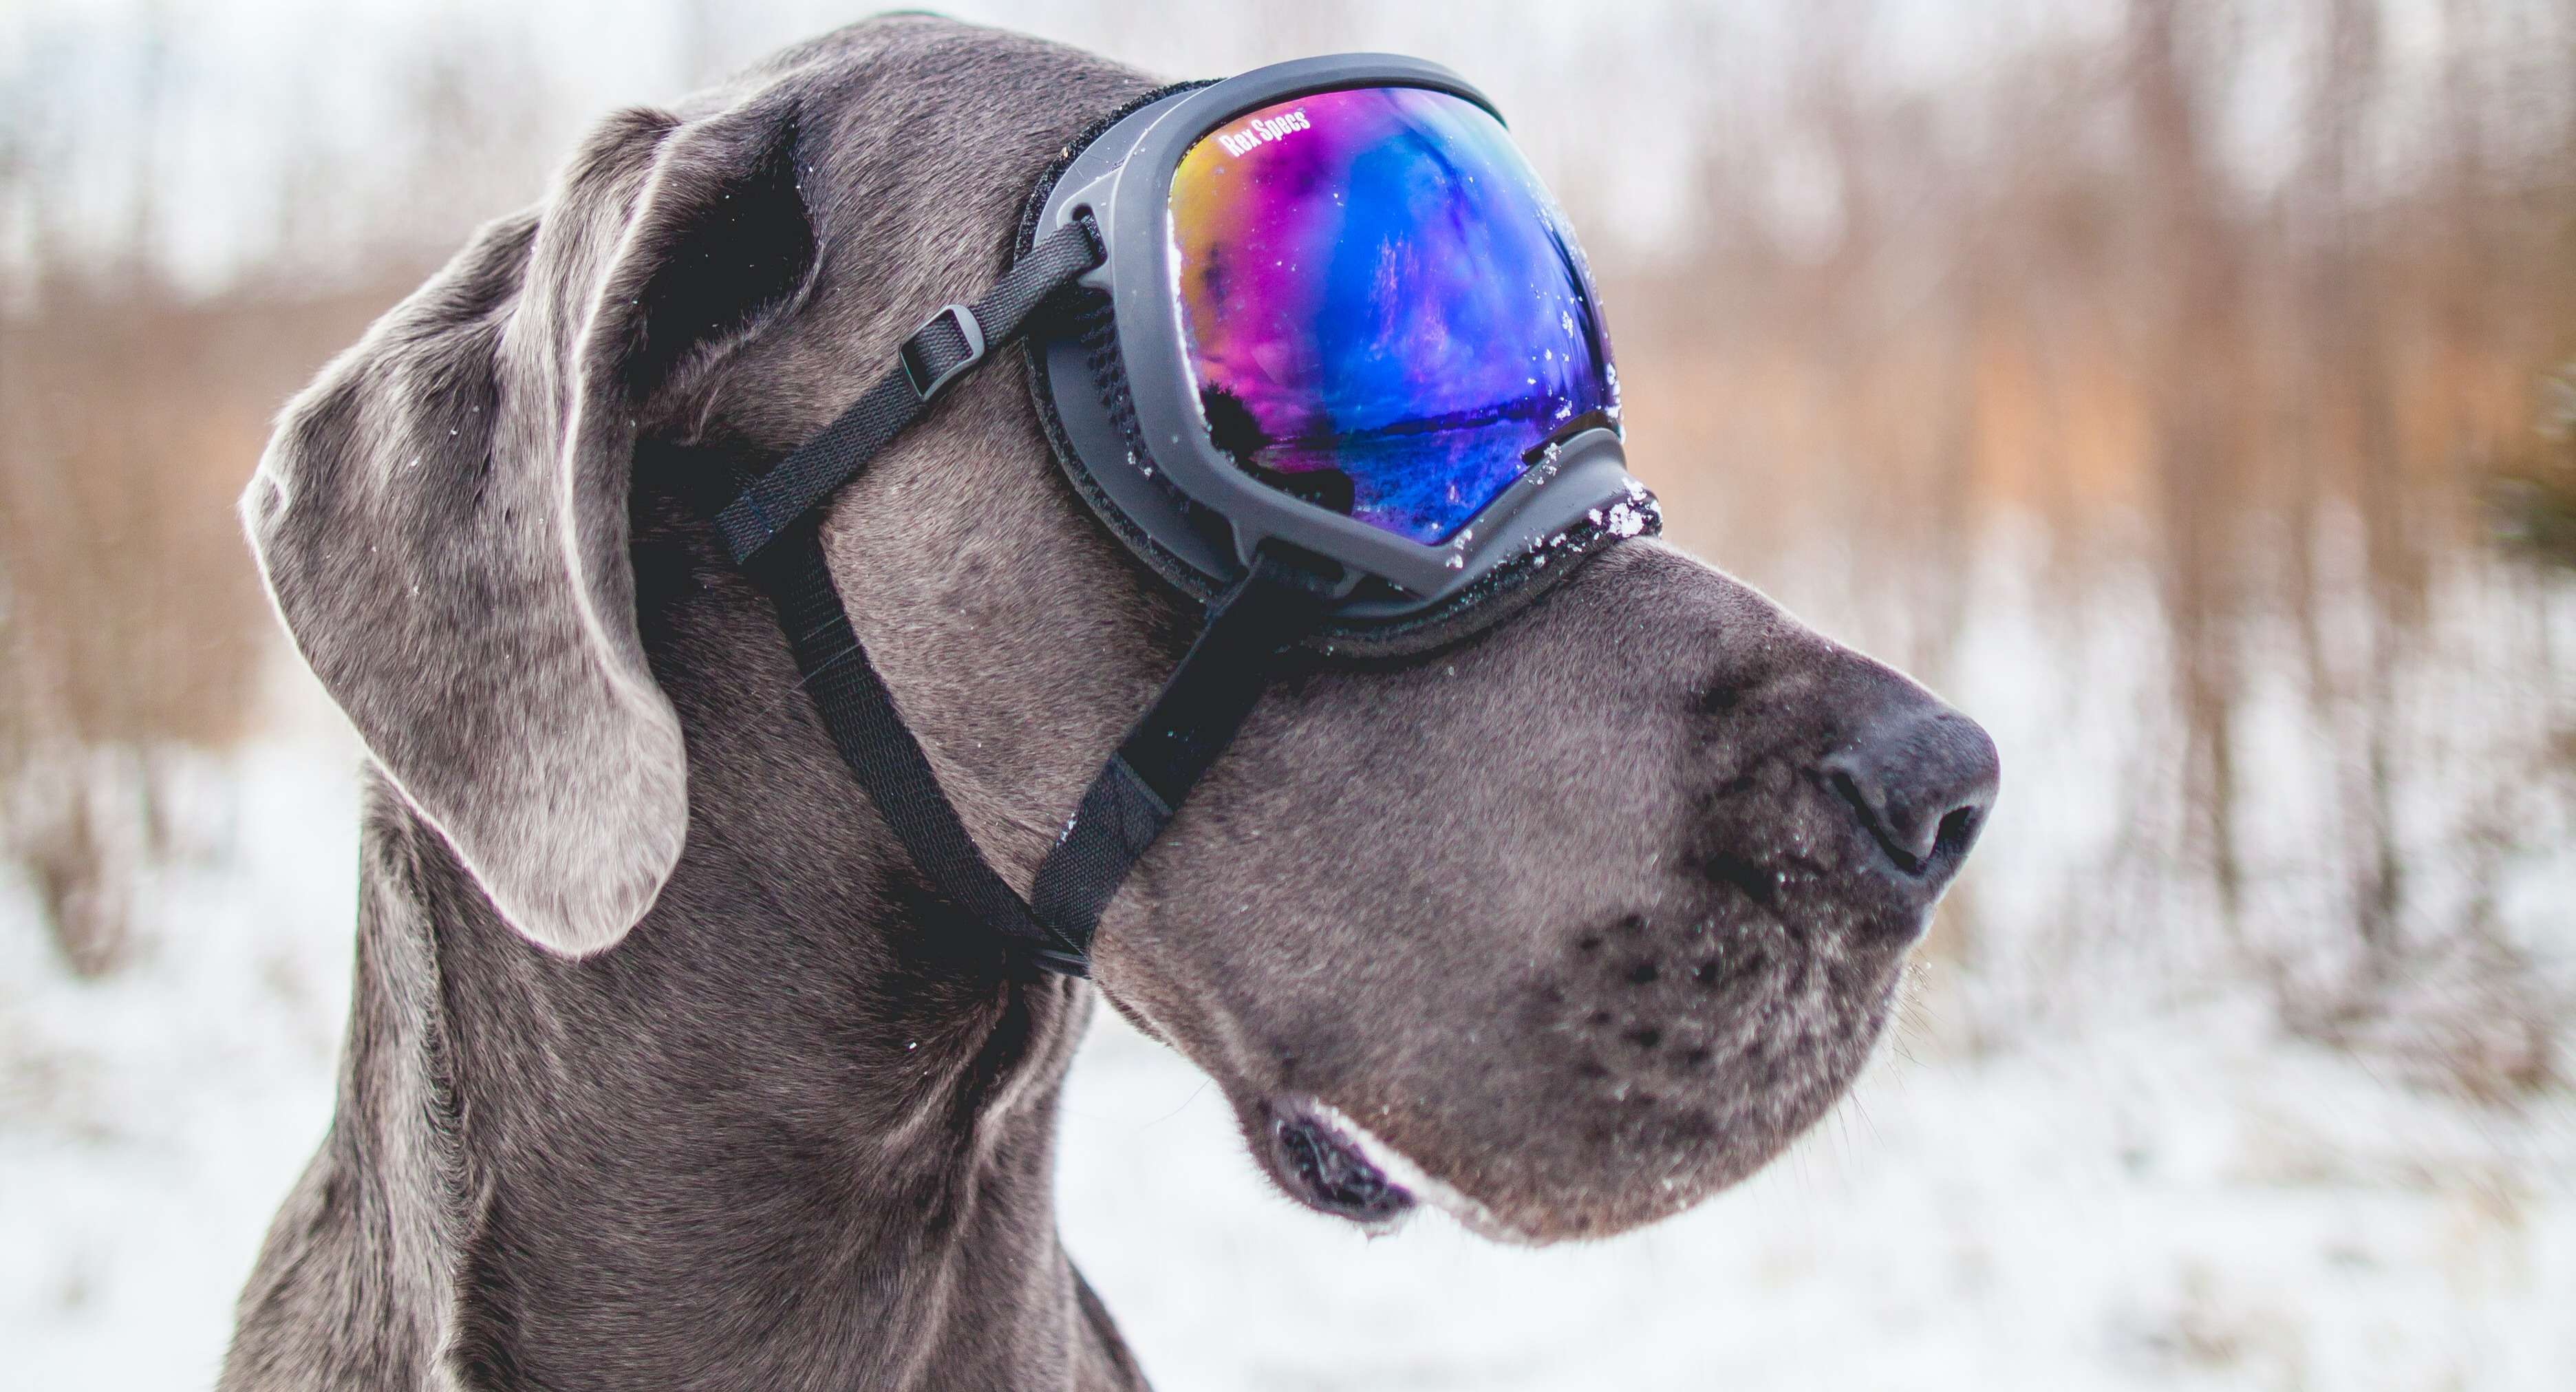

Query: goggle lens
left=1168, top=87, right=1617, bottom=546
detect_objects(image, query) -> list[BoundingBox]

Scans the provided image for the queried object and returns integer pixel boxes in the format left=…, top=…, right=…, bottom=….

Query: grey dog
left=223, top=14, right=1998, bottom=1390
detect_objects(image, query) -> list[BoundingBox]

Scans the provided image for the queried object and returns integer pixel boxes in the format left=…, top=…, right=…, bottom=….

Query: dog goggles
left=708, top=55, right=1657, bottom=975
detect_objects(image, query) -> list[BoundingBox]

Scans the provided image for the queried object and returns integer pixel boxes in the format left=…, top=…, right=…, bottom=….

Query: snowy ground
left=5, top=722, right=2573, bottom=1390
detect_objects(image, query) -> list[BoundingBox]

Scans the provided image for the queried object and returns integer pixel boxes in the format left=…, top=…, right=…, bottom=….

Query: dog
left=222, top=16, right=1997, bottom=1389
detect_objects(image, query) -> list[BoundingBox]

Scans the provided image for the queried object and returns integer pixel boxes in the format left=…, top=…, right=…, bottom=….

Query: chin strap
left=1029, top=547, right=1338, bottom=952
left=707, top=220, right=1332, bottom=978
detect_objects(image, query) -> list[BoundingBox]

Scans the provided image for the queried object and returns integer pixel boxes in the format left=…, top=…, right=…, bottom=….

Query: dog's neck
left=224, top=535, right=1146, bottom=1392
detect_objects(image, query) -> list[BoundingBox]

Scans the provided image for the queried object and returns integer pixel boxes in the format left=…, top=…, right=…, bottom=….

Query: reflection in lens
left=1169, top=86, right=1618, bottom=545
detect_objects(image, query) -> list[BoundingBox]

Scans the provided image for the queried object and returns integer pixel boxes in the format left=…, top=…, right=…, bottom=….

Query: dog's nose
left=1821, top=699, right=1998, bottom=885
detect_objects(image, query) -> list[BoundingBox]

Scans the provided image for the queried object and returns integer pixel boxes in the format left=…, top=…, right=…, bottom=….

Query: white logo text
left=1214, top=107, right=1312, bottom=158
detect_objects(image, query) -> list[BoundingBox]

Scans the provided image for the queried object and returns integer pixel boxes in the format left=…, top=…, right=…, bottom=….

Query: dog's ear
left=244, top=93, right=815, bottom=956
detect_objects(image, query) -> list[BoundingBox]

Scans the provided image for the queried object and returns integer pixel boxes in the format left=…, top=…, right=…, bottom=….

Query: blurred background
left=3, top=0, right=2571, bottom=1386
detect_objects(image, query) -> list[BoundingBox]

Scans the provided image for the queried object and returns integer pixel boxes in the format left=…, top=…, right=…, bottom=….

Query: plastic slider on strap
left=899, top=303, right=987, bottom=402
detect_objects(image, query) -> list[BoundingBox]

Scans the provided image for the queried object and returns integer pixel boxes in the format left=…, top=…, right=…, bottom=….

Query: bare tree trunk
left=2128, top=0, right=2249, bottom=953
left=2303, top=0, right=2414, bottom=987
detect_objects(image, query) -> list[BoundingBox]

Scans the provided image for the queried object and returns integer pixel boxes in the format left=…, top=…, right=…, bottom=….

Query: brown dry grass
left=1, top=279, right=394, bottom=971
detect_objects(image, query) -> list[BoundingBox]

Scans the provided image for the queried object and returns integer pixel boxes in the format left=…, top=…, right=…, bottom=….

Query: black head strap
left=715, top=220, right=1104, bottom=565
left=707, top=219, right=1331, bottom=977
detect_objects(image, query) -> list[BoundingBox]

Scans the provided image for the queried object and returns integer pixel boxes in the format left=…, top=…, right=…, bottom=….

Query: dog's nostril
left=1934, top=804, right=1983, bottom=859
left=1823, top=705, right=2000, bottom=881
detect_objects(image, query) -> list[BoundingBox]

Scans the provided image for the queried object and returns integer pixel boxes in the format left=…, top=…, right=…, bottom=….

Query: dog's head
left=246, top=17, right=1995, bottom=1244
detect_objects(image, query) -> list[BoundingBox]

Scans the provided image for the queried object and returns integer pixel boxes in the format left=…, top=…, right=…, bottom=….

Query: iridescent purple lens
left=1168, top=87, right=1616, bottom=546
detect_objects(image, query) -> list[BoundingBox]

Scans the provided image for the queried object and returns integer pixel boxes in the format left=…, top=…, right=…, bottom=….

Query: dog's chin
left=1233, top=923, right=1912, bottom=1246
left=1250, top=1096, right=1538, bottom=1243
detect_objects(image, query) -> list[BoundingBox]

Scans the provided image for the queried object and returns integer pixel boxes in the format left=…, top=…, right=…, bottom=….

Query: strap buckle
left=899, top=303, right=986, bottom=401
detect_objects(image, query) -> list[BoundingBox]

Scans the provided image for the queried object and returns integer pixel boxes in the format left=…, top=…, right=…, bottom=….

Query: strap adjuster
left=899, top=303, right=986, bottom=401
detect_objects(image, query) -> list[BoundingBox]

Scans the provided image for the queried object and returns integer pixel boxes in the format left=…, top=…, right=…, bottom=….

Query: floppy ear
left=244, top=93, right=815, bottom=956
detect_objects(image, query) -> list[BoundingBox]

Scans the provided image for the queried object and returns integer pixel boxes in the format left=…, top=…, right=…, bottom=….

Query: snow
left=2, top=731, right=360, bottom=1390
left=1063, top=998, right=2575, bottom=1391
left=6, top=706, right=2569, bottom=1389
